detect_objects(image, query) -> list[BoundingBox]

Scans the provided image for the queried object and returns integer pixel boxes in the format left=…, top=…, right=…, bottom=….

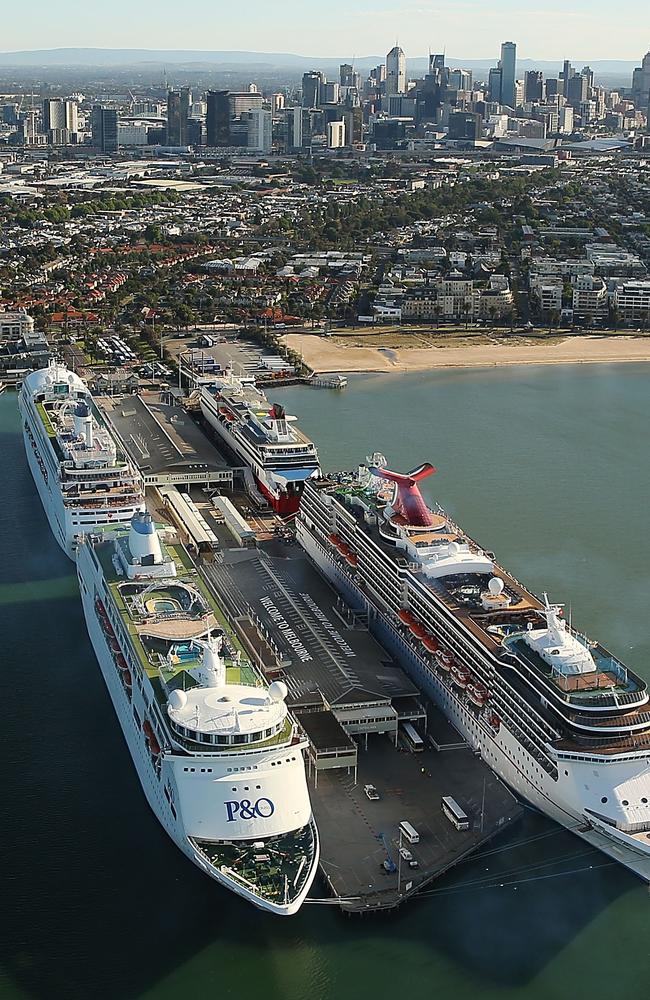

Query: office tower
left=449, top=69, right=472, bottom=92
left=327, top=120, right=346, bottom=148
left=499, top=41, right=516, bottom=107
left=247, top=108, right=272, bottom=152
left=229, top=92, right=263, bottom=116
left=91, top=106, right=119, bottom=152
left=272, top=93, right=285, bottom=113
left=581, top=66, right=594, bottom=90
left=322, top=82, right=340, bottom=104
left=302, top=71, right=324, bottom=108
left=386, top=46, right=406, bottom=95
left=632, top=52, right=650, bottom=109
left=342, top=105, right=363, bottom=144
left=545, top=77, right=559, bottom=99
left=566, top=73, right=588, bottom=109
left=488, top=67, right=503, bottom=103
left=448, top=111, right=482, bottom=140
left=166, top=87, right=190, bottom=145
left=562, top=60, right=574, bottom=95
left=524, top=70, right=543, bottom=103
left=206, top=90, right=230, bottom=146
left=340, top=63, right=354, bottom=87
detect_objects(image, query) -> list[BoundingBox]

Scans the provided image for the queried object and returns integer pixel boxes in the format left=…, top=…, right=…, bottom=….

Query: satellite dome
left=268, top=681, right=288, bottom=703
left=488, top=577, right=505, bottom=596
left=168, top=689, right=187, bottom=711
left=449, top=541, right=461, bottom=555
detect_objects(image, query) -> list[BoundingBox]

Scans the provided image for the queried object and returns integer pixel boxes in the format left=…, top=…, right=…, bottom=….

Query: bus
left=401, top=721, right=425, bottom=752
left=399, top=821, right=420, bottom=845
left=441, top=796, right=470, bottom=831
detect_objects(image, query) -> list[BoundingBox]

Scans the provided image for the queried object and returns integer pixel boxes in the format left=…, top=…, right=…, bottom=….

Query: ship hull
left=298, top=521, right=650, bottom=883
left=76, top=548, right=319, bottom=914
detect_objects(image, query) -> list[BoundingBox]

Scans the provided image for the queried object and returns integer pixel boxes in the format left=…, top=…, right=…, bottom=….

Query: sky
left=2, top=0, right=648, bottom=61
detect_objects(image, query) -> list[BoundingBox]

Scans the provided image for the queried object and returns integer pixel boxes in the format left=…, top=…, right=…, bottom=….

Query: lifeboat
left=422, top=635, right=440, bottom=654
left=329, top=533, right=340, bottom=545
left=467, top=682, right=489, bottom=708
left=123, top=669, right=132, bottom=689
left=116, top=653, right=127, bottom=671
left=345, top=551, right=358, bottom=566
left=398, top=609, right=416, bottom=626
left=451, top=663, right=470, bottom=688
left=437, top=649, right=455, bottom=671
left=338, top=542, right=351, bottom=556
left=487, top=710, right=501, bottom=733
left=143, top=720, right=161, bottom=756
left=110, top=637, right=121, bottom=654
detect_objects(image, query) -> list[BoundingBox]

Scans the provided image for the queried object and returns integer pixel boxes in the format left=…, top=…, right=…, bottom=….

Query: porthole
left=601, top=796, right=608, bottom=803
left=642, top=798, right=648, bottom=804
left=622, top=799, right=629, bottom=806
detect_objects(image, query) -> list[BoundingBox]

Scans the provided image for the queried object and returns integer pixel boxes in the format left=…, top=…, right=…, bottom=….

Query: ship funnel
left=73, top=401, right=93, bottom=449
left=370, top=462, right=437, bottom=527
left=197, top=635, right=226, bottom=688
left=128, top=512, right=163, bottom=564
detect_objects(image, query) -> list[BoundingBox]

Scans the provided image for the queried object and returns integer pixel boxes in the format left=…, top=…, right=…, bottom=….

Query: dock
left=198, top=533, right=523, bottom=913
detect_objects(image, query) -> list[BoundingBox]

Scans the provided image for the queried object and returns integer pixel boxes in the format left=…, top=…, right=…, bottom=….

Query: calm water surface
left=2, top=364, right=650, bottom=1000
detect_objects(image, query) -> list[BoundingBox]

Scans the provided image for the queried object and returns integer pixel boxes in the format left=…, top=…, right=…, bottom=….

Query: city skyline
left=1, top=0, right=648, bottom=62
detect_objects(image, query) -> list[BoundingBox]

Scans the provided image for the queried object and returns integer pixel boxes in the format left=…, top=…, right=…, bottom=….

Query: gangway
left=377, top=832, right=397, bottom=873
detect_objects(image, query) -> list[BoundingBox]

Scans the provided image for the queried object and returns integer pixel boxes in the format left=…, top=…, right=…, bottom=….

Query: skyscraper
left=488, top=67, right=503, bottom=104
left=206, top=90, right=230, bottom=146
left=302, top=71, right=324, bottom=108
left=91, top=106, right=118, bottom=153
left=499, top=41, right=517, bottom=108
left=386, top=46, right=406, bottom=95
left=247, top=108, right=273, bottom=152
left=632, top=51, right=650, bottom=109
left=524, top=70, right=543, bottom=103
left=166, top=87, right=190, bottom=145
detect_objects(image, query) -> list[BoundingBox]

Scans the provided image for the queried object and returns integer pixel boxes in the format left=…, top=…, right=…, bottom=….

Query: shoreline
left=283, top=334, right=650, bottom=374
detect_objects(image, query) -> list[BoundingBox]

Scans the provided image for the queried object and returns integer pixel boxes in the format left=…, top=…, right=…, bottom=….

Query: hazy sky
left=2, top=0, right=648, bottom=60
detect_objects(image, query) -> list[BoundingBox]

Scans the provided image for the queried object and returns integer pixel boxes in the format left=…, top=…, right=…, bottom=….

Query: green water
left=2, top=365, right=650, bottom=1000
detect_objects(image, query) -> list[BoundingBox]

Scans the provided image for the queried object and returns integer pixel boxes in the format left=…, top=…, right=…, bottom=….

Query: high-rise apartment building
left=206, top=90, right=231, bottom=146
left=386, top=46, right=406, bottom=95
left=499, top=41, right=517, bottom=108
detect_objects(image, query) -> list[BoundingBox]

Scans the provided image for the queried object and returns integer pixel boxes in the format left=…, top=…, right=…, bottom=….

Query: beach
left=283, top=333, right=650, bottom=373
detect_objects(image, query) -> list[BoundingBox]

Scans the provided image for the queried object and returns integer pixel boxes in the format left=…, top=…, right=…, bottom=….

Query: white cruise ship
left=77, top=512, right=319, bottom=914
left=19, top=363, right=145, bottom=558
left=199, top=370, right=320, bottom=515
left=297, top=458, right=650, bottom=882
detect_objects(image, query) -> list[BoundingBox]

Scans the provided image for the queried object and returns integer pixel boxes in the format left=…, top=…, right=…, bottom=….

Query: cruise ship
left=199, top=371, right=320, bottom=515
left=297, top=457, right=650, bottom=881
left=19, top=363, right=145, bottom=558
left=77, top=512, right=319, bottom=914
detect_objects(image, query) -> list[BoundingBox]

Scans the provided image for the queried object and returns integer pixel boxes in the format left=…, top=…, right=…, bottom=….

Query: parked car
left=364, top=784, right=380, bottom=801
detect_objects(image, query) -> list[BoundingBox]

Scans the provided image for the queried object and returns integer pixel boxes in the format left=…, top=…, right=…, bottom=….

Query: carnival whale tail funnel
left=369, top=462, right=437, bottom=527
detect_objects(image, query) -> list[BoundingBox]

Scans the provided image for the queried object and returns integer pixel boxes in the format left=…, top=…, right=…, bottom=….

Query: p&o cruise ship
left=77, top=512, right=319, bottom=914
left=297, top=457, right=650, bottom=881
left=199, top=371, right=320, bottom=515
left=19, top=363, right=145, bottom=558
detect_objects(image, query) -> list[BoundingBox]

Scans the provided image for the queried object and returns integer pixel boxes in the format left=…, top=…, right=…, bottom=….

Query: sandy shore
left=283, top=334, right=650, bottom=374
